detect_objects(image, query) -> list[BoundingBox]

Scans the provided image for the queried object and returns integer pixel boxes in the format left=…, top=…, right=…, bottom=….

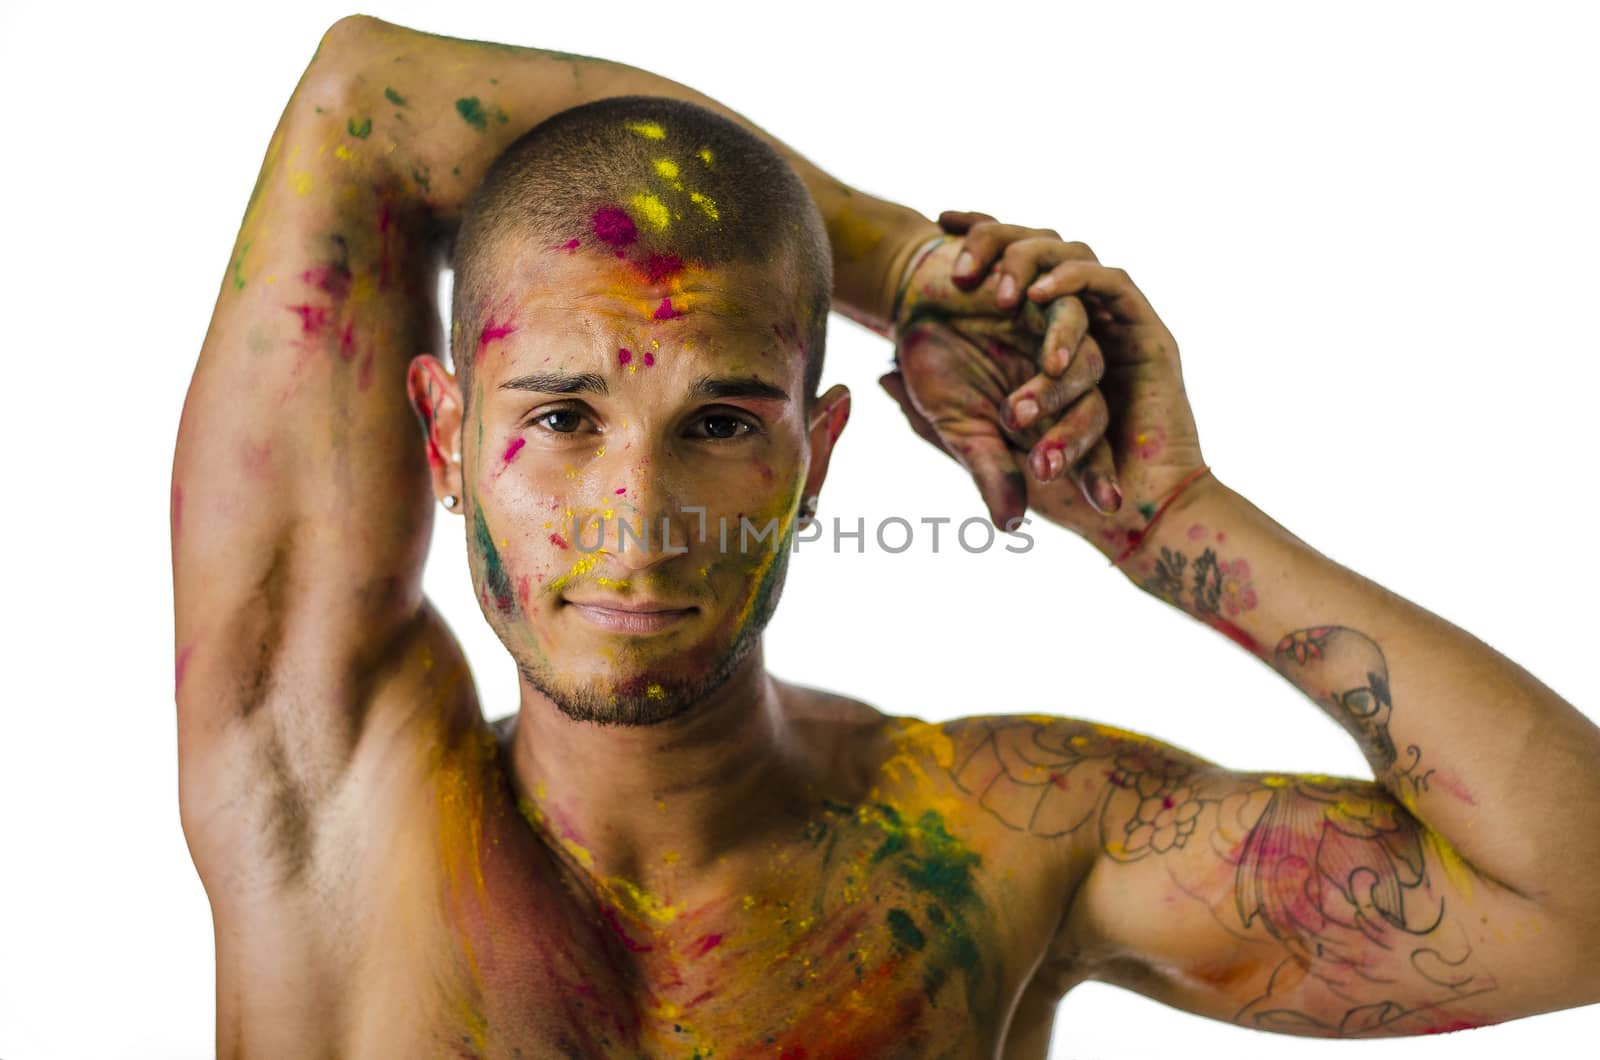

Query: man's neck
left=505, top=646, right=811, bottom=898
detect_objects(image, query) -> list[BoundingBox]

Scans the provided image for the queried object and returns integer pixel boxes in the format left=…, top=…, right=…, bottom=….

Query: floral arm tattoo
left=949, top=713, right=1498, bottom=1036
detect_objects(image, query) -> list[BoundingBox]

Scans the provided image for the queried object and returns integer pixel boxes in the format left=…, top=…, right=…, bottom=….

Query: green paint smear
left=231, top=241, right=250, bottom=291
left=886, top=908, right=925, bottom=951
left=384, top=86, right=408, bottom=107
left=456, top=97, right=488, bottom=129
left=1138, top=500, right=1158, bottom=522
left=348, top=116, right=372, bottom=139
left=473, top=508, right=515, bottom=611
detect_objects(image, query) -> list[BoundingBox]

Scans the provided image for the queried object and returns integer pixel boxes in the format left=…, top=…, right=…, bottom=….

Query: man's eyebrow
left=497, top=371, right=610, bottom=395
left=690, top=375, right=790, bottom=402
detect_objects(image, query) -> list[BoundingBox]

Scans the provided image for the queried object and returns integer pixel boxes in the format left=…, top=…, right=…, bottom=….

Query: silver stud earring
left=798, top=494, right=819, bottom=521
left=442, top=495, right=458, bottom=510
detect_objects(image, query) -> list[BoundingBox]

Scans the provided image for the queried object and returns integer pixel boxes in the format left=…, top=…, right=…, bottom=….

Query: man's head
left=406, top=95, right=849, bottom=728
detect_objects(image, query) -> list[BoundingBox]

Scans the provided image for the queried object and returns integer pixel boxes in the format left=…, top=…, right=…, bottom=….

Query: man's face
left=455, top=244, right=839, bottom=726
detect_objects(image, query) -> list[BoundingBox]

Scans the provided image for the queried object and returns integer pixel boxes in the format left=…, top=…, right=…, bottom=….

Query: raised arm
left=171, top=15, right=952, bottom=880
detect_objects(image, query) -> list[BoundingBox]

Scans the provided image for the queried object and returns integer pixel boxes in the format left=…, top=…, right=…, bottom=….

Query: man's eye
left=536, top=409, right=583, bottom=433
left=696, top=413, right=756, bottom=440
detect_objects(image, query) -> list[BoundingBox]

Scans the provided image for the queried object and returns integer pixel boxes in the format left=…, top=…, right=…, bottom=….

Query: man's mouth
left=562, top=597, right=699, bottom=634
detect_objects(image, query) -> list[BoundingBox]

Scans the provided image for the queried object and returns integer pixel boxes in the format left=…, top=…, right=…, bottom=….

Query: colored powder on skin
left=826, top=205, right=886, bottom=263
left=591, top=206, right=637, bottom=247
left=562, top=238, right=581, bottom=252
left=885, top=908, right=926, bottom=951
left=631, top=193, right=671, bottom=231
left=642, top=351, right=655, bottom=367
left=455, top=97, right=488, bottom=129
left=618, top=347, right=633, bottom=366
left=174, top=642, right=195, bottom=694
left=503, top=437, right=525, bottom=464
left=653, top=159, right=680, bottom=181
left=637, top=253, right=684, bottom=283
left=653, top=298, right=682, bottom=321
left=472, top=508, right=516, bottom=613
left=347, top=117, right=372, bottom=139
left=696, top=146, right=714, bottom=166
left=614, top=487, right=626, bottom=495
left=689, top=191, right=719, bottom=221
left=287, top=303, right=331, bottom=335
left=339, top=322, right=357, bottom=361
left=549, top=532, right=569, bottom=549
left=384, top=86, right=408, bottom=107
left=626, top=120, right=666, bottom=140
left=477, top=317, right=516, bottom=360
left=301, top=264, right=351, bottom=299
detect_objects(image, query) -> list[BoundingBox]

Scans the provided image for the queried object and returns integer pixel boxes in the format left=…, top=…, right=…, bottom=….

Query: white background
left=2, top=0, right=1596, bottom=1057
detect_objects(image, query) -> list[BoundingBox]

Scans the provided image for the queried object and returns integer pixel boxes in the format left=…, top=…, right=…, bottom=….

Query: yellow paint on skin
left=627, top=120, right=666, bottom=140
left=290, top=170, right=313, bottom=196
left=548, top=549, right=607, bottom=592
left=697, top=146, right=714, bottom=166
left=334, top=144, right=354, bottom=162
left=825, top=206, right=886, bottom=262
left=1262, top=775, right=1290, bottom=788
left=653, top=158, right=680, bottom=181
left=1424, top=826, right=1476, bottom=903
left=689, top=190, right=719, bottom=221
left=646, top=683, right=665, bottom=700
left=631, top=192, right=671, bottom=231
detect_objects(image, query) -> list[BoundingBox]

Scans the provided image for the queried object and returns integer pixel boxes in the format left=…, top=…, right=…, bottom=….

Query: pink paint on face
left=591, top=207, right=638, bottom=247
left=549, top=532, right=569, bottom=549
left=653, top=298, right=682, bottom=320
left=562, top=238, right=581, bottom=252
left=614, top=487, right=626, bottom=495
left=642, top=350, right=655, bottom=367
left=618, top=347, right=633, bottom=366
left=503, top=437, right=526, bottom=464
left=478, top=317, right=517, bottom=360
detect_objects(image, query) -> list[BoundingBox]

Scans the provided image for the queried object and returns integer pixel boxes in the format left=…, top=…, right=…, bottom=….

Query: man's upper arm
left=952, top=714, right=1596, bottom=1037
left=171, top=21, right=447, bottom=871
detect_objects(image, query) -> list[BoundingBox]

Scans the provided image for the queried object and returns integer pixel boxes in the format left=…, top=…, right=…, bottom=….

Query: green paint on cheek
left=473, top=508, right=515, bottom=612
left=384, top=86, right=408, bottom=107
left=231, top=241, right=250, bottom=291
left=347, top=116, right=372, bottom=139
left=886, top=908, right=925, bottom=951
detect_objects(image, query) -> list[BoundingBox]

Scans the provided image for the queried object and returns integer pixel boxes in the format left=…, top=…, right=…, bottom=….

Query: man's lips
left=562, top=598, right=698, bottom=634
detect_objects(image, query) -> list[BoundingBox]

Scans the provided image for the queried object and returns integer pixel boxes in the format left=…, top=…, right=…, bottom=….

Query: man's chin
left=515, top=637, right=757, bottom=728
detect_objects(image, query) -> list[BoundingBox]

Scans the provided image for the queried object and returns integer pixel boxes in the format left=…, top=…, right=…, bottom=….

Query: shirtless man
left=171, top=15, right=1600, bottom=1059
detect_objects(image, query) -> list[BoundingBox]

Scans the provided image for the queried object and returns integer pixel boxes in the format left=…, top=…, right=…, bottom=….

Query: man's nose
left=594, top=473, right=700, bottom=575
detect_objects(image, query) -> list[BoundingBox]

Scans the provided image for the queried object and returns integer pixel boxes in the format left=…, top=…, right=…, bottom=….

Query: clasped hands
left=879, top=211, right=1207, bottom=552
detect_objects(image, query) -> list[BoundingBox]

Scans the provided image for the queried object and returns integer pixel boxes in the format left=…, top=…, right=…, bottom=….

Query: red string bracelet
left=1109, top=465, right=1213, bottom=567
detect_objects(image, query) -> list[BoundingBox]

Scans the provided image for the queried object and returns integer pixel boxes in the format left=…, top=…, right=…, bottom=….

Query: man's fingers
left=1004, top=334, right=1105, bottom=433
left=937, top=209, right=998, bottom=235
left=994, top=237, right=1098, bottom=310
left=947, top=220, right=1065, bottom=291
left=1025, top=387, right=1112, bottom=488
left=1027, top=261, right=1157, bottom=328
left=1039, top=297, right=1091, bottom=376
left=1074, top=438, right=1123, bottom=515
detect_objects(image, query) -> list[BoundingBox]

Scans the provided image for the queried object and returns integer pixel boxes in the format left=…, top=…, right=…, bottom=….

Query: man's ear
left=802, top=384, right=851, bottom=509
left=406, top=354, right=466, bottom=512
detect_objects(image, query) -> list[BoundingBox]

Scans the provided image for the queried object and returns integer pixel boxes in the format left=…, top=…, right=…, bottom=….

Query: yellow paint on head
left=689, top=190, right=720, bottom=221
left=627, top=120, right=666, bottom=140
left=631, top=192, right=671, bottom=231
left=653, top=158, right=680, bottom=181
left=697, top=146, right=714, bottom=166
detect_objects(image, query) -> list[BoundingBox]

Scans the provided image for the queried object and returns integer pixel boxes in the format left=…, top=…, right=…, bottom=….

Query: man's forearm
left=285, top=15, right=938, bottom=334
left=1114, top=471, right=1600, bottom=922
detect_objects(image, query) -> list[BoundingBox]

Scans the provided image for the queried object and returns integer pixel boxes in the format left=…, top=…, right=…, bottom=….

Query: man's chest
left=324, top=728, right=1070, bottom=1058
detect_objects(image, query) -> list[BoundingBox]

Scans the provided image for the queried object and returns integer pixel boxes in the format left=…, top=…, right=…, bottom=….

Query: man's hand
left=881, top=213, right=1207, bottom=557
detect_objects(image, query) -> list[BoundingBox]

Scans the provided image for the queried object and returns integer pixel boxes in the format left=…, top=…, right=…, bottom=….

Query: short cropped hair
left=449, top=95, right=832, bottom=403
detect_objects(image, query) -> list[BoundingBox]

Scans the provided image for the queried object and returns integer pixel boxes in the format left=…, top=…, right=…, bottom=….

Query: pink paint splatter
left=517, top=574, right=532, bottom=607
left=549, top=532, right=569, bottom=549
left=300, top=265, right=351, bottom=299
left=562, top=238, right=581, bottom=252
left=599, top=904, right=654, bottom=953
left=653, top=297, right=682, bottom=320
left=503, top=437, right=526, bottom=464
left=174, top=642, right=195, bottom=694
left=287, top=304, right=331, bottom=335
left=689, top=933, right=724, bottom=957
left=618, top=347, right=633, bottom=366
left=637, top=253, right=684, bottom=283
left=591, top=206, right=637, bottom=247
left=614, top=487, right=626, bottom=495
left=478, top=317, right=517, bottom=360
left=642, top=350, right=655, bottom=367
left=339, top=321, right=357, bottom=361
